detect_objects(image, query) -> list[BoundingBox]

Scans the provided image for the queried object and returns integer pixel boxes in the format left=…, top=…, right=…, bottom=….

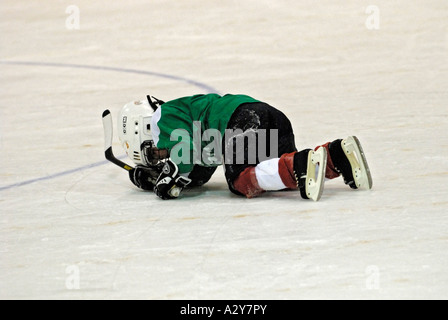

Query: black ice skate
left=328, top=136, right=373, bottom=190
left=293, top=147, right=327, bottom=201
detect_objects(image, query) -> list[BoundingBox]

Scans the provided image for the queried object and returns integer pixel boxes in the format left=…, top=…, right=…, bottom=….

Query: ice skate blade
left=341, top=136, right=373, bottom=190
left=306, top=147, right=327, bottom=201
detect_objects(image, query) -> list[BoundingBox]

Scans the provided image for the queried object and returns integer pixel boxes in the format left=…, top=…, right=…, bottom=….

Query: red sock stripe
left=315, top=142, right=340, bottom=179
left=233, top=167, right=265, bottom=198
left=278, top=152, right=298, bottom=190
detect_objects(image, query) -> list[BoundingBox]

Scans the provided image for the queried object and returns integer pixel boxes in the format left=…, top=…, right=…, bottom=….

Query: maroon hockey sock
left=278, top=152, right=299, bottom=190
left=315, top=142, right=340, bottom=179
left=233, top=167, right=265, bottom=198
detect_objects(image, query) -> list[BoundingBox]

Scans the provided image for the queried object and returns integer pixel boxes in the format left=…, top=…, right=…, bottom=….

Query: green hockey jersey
left=151, top=94, right=260, bottom=174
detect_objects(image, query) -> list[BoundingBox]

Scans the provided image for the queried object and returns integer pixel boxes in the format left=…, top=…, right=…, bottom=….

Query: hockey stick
left=102, top=109, right=134, bottom=171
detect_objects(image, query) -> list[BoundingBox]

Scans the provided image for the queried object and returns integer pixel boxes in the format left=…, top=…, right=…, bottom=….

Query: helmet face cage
left=141, top=140, right=169, bottom=166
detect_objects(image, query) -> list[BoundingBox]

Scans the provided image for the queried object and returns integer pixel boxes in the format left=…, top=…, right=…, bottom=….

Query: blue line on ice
left=0, top=159, right=110, bottom=191
left=0, top=60, right=220, bottom=94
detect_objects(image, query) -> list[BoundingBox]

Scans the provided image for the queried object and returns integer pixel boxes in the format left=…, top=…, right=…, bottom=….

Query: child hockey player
left=114, top=94, right=372, bottom=201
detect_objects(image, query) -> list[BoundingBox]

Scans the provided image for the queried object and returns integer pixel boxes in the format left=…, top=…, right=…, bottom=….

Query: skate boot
left=293, top=147, right=327, bottom=201
left=328, top=136, right=373, bottom=190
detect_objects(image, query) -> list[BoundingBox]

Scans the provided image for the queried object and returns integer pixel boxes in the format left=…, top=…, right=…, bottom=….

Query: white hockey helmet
left=117, top=99, right=155, bottom=166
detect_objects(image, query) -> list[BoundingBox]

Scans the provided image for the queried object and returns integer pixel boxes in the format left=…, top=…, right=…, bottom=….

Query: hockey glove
left=154, top=159, right=191, bottom=200
left=129, top=164, right=163, bottom=191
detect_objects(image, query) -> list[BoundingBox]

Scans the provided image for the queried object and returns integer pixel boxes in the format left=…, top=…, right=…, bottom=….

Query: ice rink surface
left=1, top=0, right=447, bottom=300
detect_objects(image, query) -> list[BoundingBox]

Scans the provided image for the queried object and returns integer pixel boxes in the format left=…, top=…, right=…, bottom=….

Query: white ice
left=1, top=0, right=447, bottom=299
